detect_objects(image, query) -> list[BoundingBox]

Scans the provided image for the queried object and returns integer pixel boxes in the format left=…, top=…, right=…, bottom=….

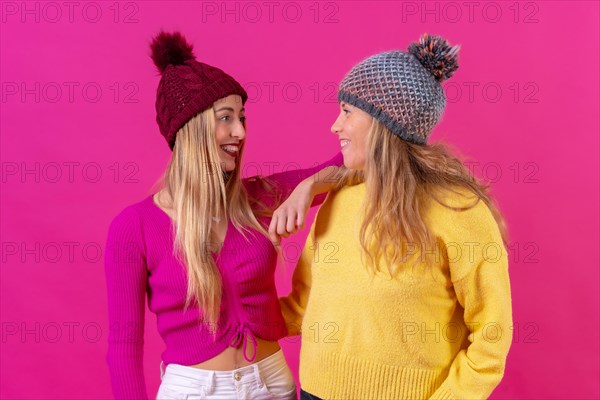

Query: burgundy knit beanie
left=150, top=31, right=248, bottom=150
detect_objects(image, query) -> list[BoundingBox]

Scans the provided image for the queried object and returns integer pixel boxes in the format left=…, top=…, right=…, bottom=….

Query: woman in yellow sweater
left=276, top=33, right=513, bottom=399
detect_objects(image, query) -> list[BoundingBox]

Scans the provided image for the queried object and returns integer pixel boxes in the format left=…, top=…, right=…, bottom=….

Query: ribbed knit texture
left=104, top=152, right=343, bottom=399
left=280, top=183, right=513, bottom=399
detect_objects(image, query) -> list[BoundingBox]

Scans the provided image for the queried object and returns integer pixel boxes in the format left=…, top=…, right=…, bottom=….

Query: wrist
left=301, top=177, right=318, bottom=196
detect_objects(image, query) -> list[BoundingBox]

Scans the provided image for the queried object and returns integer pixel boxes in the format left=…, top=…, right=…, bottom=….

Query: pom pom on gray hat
left=337, top=33, right=460, bottom=144
left=408, top=33, right=460, bottom=83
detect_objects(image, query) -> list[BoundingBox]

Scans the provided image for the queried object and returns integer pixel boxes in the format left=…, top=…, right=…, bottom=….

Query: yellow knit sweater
left=280, top=183, right=512, bottom=400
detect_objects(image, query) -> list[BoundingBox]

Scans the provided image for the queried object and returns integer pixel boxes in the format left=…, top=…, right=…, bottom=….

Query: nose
left=331, top=114, right=342, bottom=135
left=231, top=121, right=246, bottom=141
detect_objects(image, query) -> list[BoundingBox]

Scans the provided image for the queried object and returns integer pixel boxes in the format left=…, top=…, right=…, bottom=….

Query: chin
left=342, top=154, right=350, bottom=167
left=343, top=157, right=357, bottom=170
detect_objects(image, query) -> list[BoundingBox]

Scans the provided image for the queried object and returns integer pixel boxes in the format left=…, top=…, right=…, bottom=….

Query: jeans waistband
left=159, top=349, right=286, bottom=386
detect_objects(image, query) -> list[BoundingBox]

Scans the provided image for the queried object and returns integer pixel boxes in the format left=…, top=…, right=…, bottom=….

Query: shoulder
left=423, top=185, right=475, bottom=209
left=241, top=175, right=263, bottom=194
left=105, top=199, right=150, bottom=269
left=325, top=182, right=366, bottom=208
left=423, top=186, right=500, bottom=240
left=314, top=182, right=366, bottom=222
left=242, top=175, right=279, bottom=206
left=106, top=196, right=155, bottom=244
left=109, top=198, right=147, bottom=227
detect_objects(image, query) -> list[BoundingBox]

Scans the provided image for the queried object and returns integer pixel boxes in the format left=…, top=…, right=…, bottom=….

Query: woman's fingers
left=270, top=202, right=308, bottom=245
left=296, top=208, right=306, bottom=230
left=276, top=210, right=289, bottom=236
left=268, top=215, right=281, bottom=245
left=286, top=209, right=297, bottom=234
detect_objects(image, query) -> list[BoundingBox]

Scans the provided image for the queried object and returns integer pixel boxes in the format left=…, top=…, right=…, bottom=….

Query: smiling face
left=331, top=101, right=373, bottom=170
left=213, top=94, right=246, bottom=172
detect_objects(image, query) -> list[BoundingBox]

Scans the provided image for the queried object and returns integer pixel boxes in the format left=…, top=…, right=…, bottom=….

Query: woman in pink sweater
left=104, top=31, right=342, bottom=400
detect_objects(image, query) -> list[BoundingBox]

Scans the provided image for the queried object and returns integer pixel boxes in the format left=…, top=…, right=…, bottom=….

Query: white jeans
left=157, top=349, right=297, bottom=400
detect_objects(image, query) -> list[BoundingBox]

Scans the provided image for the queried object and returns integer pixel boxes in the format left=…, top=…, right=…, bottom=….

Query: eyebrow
left=215, top=107, right=245, bottom=113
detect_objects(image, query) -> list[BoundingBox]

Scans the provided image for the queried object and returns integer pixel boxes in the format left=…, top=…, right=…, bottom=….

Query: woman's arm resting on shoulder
left=268, top=163, right=341, bottom=245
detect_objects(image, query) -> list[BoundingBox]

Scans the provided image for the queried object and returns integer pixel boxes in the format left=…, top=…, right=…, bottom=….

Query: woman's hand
left=269, top=179, right=314, bottom=246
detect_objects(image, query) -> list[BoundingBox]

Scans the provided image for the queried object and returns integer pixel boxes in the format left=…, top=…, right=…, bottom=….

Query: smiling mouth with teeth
left=340, top=140, right=350, bottom=148
left=220, top=145, right=239, bottom=157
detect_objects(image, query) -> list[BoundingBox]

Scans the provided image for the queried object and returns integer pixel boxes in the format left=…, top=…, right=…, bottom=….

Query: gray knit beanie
left=337, top=33, right=460, bottom=144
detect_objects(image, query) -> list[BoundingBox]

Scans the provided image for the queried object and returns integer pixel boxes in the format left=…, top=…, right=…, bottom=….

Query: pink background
left=1, top=1, right=598, bottom=398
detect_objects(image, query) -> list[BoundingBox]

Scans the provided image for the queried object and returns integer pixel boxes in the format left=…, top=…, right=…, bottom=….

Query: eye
left=219, top=115, right=230, bottom=121
left=240, top=116, right=247, bottom=123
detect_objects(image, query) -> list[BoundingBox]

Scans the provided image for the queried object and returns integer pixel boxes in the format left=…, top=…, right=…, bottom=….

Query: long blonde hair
left=156, top=108, right=271, bottom=326
left=334, top=119, right=509, bottom=276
